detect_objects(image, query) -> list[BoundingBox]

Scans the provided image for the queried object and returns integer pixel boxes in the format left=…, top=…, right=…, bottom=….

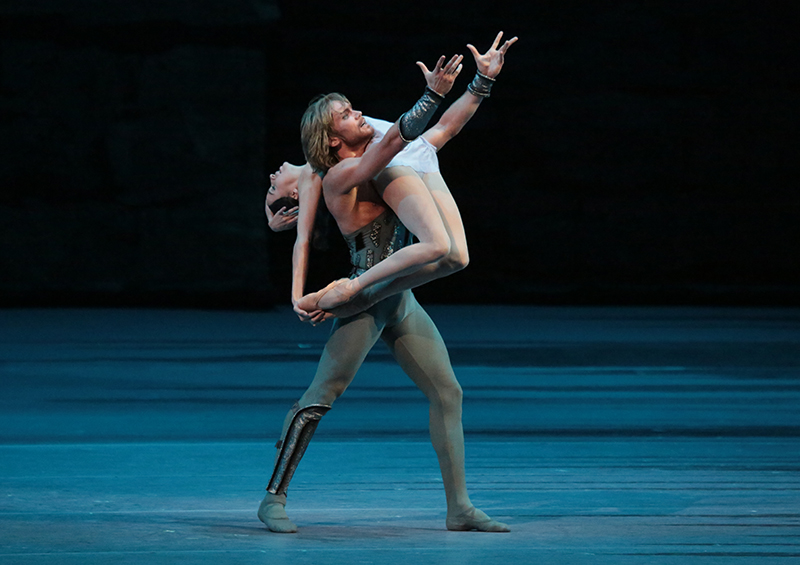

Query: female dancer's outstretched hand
left=467, top=31, right=518, bottom=79
left=416, top=53, right=464, bottom=97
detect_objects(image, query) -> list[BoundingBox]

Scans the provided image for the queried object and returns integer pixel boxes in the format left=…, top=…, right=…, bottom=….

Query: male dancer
left=259, top=34, right=516, bottom=533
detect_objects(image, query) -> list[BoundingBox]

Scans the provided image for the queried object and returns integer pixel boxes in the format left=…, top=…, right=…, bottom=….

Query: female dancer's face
left=267, top=162, right=301, bottom=208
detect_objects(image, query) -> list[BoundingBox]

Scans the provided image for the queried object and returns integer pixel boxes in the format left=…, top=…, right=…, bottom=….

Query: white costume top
left=365, top=116, right=440, bottom=174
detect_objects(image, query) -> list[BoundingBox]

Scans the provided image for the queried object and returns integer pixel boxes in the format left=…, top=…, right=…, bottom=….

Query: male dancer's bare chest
left=324, top=179, right=388, bottom=236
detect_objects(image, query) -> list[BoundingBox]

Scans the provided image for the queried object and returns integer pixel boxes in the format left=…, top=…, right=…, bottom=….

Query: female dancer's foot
left=328, top=286, right=378, bottom=318
left=317, top=278, right=362, bottom=310
left=258, top=493, right=297, bottom=533
left=296, top=278, right=349, bottom=314
left=327, top=278, right=400, bottom=318
left=446, top=506, right=510, bottom=532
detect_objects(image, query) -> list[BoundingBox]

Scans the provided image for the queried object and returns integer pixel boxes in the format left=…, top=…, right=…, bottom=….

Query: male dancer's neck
left=335, top=135, right=376, bottom=162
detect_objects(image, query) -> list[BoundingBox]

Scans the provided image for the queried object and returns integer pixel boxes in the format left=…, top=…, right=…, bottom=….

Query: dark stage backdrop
left=1, top=1, right=798, bottom=307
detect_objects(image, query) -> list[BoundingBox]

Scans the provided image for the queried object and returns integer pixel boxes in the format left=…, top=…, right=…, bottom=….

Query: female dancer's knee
left=421, top=238, right=451, bottom=265
left=442, top=246, right=469, bottom=273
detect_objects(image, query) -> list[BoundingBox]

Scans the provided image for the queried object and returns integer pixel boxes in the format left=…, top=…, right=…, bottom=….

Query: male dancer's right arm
left=323, top=54, right=464, bottom=195
left=327, top=33, right=518, bottom=318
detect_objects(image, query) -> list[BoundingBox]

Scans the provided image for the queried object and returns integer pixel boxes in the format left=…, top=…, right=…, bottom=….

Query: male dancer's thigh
left=423, top=172, right=468, bottom=261
left=379, top=291, right=460, bottom=398
left=300, top=294, right=402, bottom=406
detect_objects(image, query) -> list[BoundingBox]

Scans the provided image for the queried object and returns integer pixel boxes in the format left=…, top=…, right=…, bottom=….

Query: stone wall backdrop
left=1, top=0, right=798, bottom=307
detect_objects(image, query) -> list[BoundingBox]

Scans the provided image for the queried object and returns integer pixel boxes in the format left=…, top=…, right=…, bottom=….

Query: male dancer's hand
left=416, top=54, right=464, bottom=97
left=467, top=31, right=518, bottom=79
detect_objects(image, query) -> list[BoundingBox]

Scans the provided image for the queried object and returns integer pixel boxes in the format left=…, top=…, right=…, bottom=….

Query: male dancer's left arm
left=423, top=31, right=518, bottom=151
left=326, top=32, right=518, bottom=318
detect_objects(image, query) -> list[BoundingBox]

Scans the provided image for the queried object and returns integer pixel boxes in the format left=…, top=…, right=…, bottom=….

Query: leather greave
left=267, top=403, right=331, bottom=495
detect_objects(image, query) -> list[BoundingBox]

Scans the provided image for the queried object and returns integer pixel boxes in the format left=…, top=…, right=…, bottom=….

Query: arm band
left=398, top=87, right=445, bottom=143
left=467, top=71, right=495, bottom=98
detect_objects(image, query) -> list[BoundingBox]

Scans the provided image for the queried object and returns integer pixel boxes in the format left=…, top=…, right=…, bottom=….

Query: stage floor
left=2, top=306, right=799, bottom=564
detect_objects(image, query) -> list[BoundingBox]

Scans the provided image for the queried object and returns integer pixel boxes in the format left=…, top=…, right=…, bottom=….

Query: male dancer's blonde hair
left=301, top=93, right=351, bottom=174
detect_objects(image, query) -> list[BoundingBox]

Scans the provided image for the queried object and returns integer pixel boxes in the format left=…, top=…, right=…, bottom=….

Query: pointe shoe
left=296, top=278, right=348, bottom=313
left=446, top=507, right=510, bottom=533
left=258, top=493, right=298, bottom=533
left=329, top=279, right=393, bottom=318
left=328, top=291, right=374, bottom=319
left=317, top=278, right=358, bottom=310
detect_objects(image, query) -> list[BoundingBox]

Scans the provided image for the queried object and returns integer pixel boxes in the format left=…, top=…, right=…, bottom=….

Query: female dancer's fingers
left=311, top=311, right=333, bottom=325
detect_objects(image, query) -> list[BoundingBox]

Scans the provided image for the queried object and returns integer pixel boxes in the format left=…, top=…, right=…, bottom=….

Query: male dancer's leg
left=330, top=171, right=469, bottom=318
left=380, top=293, right=510, bottom=532
left=259, top=301, right=392, bottom=532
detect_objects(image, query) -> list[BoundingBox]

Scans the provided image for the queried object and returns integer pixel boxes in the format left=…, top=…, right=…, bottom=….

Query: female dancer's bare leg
left=299, top=168, right=465, bottom=313
left=299, top=167, right=449, bottom=312
left=328, top=171, right=469, bottom=318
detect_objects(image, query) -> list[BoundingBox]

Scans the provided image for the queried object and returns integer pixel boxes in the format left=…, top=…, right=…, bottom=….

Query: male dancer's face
left=328, top=101, right=374, bottom=149
left=266, top=162, right=301, bottom=209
